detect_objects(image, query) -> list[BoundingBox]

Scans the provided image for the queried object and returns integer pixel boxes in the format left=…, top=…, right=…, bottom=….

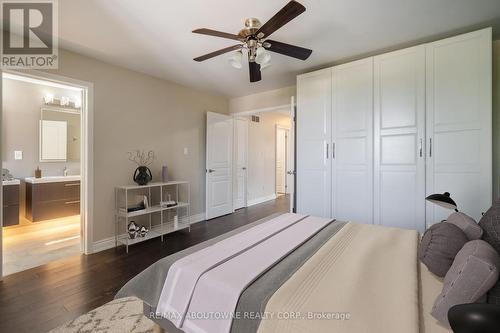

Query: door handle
left=287, top=171, right=296, bottom=175
left=429, top=138, right=432, bottom=157
left=419, top=138, right=423, bottom=158
left=332, top=142, right=335, bottom=159
left=326, top=143, right=329, bottom=159
left=207, top=169, right=215, bottom=173
left=242, top=167, right=247, bottom=170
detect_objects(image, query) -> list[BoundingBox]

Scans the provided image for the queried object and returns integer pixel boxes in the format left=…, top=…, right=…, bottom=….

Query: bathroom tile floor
left=3, top=215, right=81, bottom=275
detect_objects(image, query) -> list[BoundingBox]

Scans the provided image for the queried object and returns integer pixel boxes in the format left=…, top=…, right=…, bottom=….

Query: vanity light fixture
left=60, top=96, right=70, bottom=106
left=44, top=93, right=54, bottom=104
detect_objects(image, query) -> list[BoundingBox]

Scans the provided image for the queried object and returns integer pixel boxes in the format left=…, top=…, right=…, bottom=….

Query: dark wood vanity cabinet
left=3, top=184, right=20, bottom=227
left=26, top=181, right=80, bottom=222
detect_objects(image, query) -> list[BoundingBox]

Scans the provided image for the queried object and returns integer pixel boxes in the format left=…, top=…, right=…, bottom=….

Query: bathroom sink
left=25, top=175, right=81, bottom=184
left=2, top=179, right=20, bottom=186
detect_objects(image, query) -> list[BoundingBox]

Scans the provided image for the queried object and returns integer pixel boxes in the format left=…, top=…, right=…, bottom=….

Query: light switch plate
left=14, top=150, right=23, bottom=160
left=183, top=147, right=188, bottom=155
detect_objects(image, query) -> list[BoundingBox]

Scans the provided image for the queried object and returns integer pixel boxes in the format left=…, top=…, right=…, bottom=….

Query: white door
left=425, top=28, right=492, bottom=224
left=332, top=58, right=374, bottom=224
left=206, top=112, right=234, bottom=219
left=374, top=46, right=426, bottom=232
left=287, top=97, right=296, bottom=212
left=233, top=117, right=248, bottom=210
left=276, top=127, right=287, bottom=194
left=297, top=69, right=332, bottom=217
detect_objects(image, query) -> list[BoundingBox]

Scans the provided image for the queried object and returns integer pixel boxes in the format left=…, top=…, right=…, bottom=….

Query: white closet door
left=297, top=69, right=332, bottom=217
left=276, top=127, right=287, bottom=194
left=374, top=46, right=426, bottom=232
left=331, top=58, right=373, bottom=224
left=233, top=117, right=248, bottom=210
left=426, top=28, right=492, bottom=224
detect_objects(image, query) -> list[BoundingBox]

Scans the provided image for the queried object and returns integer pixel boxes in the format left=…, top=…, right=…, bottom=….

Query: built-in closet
left=297, top=28, right=492, bottom=231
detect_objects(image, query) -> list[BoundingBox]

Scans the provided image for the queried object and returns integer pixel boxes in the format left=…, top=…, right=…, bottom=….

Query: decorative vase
left=128, top=221, right=138, bottom=239
left=162, top=165, right=169, bottom=183
left=139, top=225, right=149, bottom=237
left=133, top=166, right=152, bottom=186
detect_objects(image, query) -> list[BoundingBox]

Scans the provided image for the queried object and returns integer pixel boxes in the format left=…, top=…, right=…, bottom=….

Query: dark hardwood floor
left=0, top=195, right=289, bottom=333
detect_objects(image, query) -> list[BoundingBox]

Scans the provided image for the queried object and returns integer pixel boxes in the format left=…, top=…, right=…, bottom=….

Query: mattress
left=117, top=213, right=434, bottom=333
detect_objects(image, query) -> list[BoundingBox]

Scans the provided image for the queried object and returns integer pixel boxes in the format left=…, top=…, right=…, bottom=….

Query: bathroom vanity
left=25, top=176, right=80, bottom=222
left=3, top=180, right=20, bottom=227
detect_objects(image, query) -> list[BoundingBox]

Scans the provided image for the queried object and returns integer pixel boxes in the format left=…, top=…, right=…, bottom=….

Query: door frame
left=232, top=100, right=295, bottom=211
left=275, top=124, right=290, bottom=195
left=0, top=69, right=94, bottom=279
left=233, top=117, right=248, bottom=210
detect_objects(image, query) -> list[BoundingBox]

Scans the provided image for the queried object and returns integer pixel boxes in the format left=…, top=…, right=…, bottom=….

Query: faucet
left=63, top=166, right=69, bottom=176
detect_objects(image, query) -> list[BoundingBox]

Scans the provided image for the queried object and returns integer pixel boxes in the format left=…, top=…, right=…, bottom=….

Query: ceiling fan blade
left=265, top=39, right=312, bottom=60
left=192, top=28, right=241, bottom=41
left=249, top=61, right=262, bottom=82
left=194, top=44, right=241, bottom=62
left=255, top=1, right=305, bottom=39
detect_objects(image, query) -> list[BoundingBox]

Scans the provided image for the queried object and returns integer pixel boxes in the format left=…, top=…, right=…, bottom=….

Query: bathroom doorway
left=0, top=71, right=93, bottom=277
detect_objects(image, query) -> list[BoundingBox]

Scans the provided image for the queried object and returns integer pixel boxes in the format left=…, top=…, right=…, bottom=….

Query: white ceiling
left=59, top=0, right=500, bottom=97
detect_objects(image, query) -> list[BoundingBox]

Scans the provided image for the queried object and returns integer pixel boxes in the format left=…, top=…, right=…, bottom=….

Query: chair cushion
left=446, top=212, right=483, bottom=240
left=431, top=240, right=500, bottom=327
left=419, top=222, right=469, bottom=277
left=479, top=199, right=500, bottom=305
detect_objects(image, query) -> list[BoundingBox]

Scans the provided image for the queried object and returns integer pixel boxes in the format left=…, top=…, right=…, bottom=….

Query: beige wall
left=229, top=86, right=295, bottom=114
left=2, top=78, right=81, bottom=178
left=31, top=49, right=229, bottom=244
left=493, top=40, right=500, bottom=200
left=246, top=112, right=291, bottom=202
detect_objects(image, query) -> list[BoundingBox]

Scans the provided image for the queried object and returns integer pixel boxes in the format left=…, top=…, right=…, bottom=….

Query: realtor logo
left=1, top=0, right=58, bottom=68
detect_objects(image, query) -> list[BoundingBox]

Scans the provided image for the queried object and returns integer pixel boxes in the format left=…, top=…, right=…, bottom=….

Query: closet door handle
left=419, top=139, right=423, bottom=158
left=326, top=143, right=329, bottom=159
left=429, top=138, right=432, bottom=157
left=332, top=142, right=335, bottom=159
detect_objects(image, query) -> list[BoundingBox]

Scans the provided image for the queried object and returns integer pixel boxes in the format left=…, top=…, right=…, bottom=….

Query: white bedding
left=182, top=215, right=332, bottom=333
left=155, top=213, right=308, bottom=327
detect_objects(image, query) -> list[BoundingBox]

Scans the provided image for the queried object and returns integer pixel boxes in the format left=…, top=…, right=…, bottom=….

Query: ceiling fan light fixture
left=260, top=61, right=271, bottom=70
left=192, top=1, right=312, bottom=82
left=255, top=46, right=271, bottom=66
left=228, top=50, right=243, bottom=69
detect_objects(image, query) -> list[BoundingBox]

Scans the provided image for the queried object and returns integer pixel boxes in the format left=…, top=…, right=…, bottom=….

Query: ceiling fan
left=192, top=0, right=312, bottom=83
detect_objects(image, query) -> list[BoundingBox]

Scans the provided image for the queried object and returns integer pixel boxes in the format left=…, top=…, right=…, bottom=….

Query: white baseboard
left=190, top=212, right=206, bottom=224
left=93, top=235, right=119, bottom=253
left=247, top=194, right=277, bottom=207
left=92, top=212, right=207, bottom=253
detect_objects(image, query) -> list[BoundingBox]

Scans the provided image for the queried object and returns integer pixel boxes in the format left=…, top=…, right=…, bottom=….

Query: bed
left=116, top=213, right=452, bottom=333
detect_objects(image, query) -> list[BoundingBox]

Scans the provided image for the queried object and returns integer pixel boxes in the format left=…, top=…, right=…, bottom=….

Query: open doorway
left=1, top=71, right=93, bottom=277
left=232, top=104, right=295, bottom=211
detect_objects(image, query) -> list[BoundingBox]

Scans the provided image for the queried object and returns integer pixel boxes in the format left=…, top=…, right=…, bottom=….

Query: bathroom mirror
left=40, top=108, right=81, bottom=162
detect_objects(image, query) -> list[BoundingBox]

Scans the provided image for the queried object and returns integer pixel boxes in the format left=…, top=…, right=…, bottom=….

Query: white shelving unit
left=115, top=181, right=190, bottom=253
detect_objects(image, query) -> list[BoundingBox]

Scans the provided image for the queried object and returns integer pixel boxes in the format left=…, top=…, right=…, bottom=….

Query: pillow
left=419, top=222, right=469, bottom=277
left=479, top=199, right=500, bottom=305
left=479, top=199, right=500, bottom=257
left=446, top=212, right=483, bottom=240
left=431, top=240, right=500, bottom=327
